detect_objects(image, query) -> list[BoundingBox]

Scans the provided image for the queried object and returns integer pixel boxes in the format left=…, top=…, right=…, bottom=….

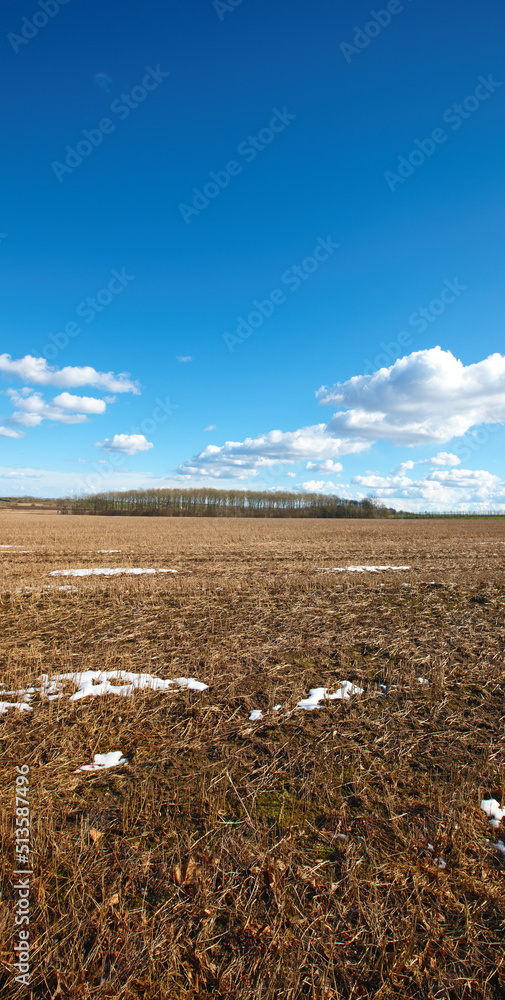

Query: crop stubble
left=0, top=514, right=504, bottom=999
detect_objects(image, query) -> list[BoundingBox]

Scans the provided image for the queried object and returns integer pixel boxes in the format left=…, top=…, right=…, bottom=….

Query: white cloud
left=176, top=356, right=193, bottom=363
left=7, top=390, right=91, bottom=426
left=428, top=468, right=499, bottom=487
left=0, top=355, right=139, bottom=394
left=300, top=480, right=341, bottom=493
left=350, top=466, right=505, bottom=512
left=51, top=393, right=107, bottom=415
left=204, top=424, right=216, bottom=432
left=428, top=451, right=461, bottom=466
left=179, top=349, right=505, bottom=481
left=178, top=426, right=367, bottom=479
left=318, top=347, right=505, bottom=445
left=0, top=426, right=23, bottom=439
left=96, top=434, right=153, bottom=455
left=285, top=472, right=296, bottom=478
left=6, top=390, right=107, bottom=427
left=306, top=459, right=343, bottom=473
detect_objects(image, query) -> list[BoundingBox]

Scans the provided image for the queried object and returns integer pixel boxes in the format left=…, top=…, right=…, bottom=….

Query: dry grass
left=0, top=513, right=504, bottom=999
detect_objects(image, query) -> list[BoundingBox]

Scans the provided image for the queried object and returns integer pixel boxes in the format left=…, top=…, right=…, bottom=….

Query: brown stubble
left=0, top=513, right=504, bottom=999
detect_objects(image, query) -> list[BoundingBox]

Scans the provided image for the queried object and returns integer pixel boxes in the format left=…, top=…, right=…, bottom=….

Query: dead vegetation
left=0, top=514, right=504, bottom=999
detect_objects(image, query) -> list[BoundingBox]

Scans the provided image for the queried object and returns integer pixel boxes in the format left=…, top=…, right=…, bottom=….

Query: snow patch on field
left=75, top=751, right=128, bottom=772
left=49, top=567, right=178, bottom=577
left=322, top=565, right=411, bottom=574
left=0, top=701, right=33, bottom=715
left=37, top=670, right=208, bottom=701
left=1, top=671, right=208, bottom=710
left=248, top=682, right=364, bottom=721
left=481, top=798, right=504, bottom=829
left=297, top=681, right=364, bottom=710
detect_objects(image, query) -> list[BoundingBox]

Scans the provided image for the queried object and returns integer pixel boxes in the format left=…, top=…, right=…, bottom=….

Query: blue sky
left=1, top=0, right=504, bottom=510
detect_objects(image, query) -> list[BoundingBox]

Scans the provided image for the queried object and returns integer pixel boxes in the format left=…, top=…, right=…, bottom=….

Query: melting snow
left=249, top=710, right=263, bottom=721
left=36, top=670, right=208, bottom=701
left=297, top=681, right=364, bottom=711
left=49, top=567, right=178, bottom=577
left=0, top=701, right=33, bottom=715
left=75, top=751, right=128, bottom=772
left=323, top=565, right=411, bottom=573
left=0, top=670, right=208, bottom=707
left=481, top=798, right=504, bottom=829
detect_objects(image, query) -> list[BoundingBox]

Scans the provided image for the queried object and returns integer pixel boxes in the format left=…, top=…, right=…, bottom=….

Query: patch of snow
left=326, top=565, right=411, bottom=573
left=272, top=704, right=282, bottom=712
left=418, top=677, right=429, bottom=685
left=481, top=798, right=504, bottom=827
left=297, top=681, right=364, bottom=711
left=75, top=751, right=128, bottom=772
left=249, top=710, right=263, bottom=721
left=0, top=701, right=33, bottom=715
left=36, top=669, right=208, bottom=702
left=49, top=567, right=178, bottom=577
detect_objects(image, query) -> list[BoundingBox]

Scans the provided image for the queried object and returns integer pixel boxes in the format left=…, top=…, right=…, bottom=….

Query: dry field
left=0, top=513, right=504, bottom=1000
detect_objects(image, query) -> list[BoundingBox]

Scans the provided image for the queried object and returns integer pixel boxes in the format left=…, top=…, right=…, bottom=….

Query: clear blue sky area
left=1, top=0, right=504, bottom=510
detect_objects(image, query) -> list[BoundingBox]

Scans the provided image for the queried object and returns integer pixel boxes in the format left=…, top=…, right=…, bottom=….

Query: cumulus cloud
left=96, top=434, right=153, bottom=455
left=178, top=426, right=367, bottom=479
left=306, top=459, right=343, bottom=473
left=178, top=349, right=505, bottom=481
left=51, top=393, right=107, bottom=414
left=351, top=467, right=505, bottom=511
left=300, top=480, right=341, bottom=493
left=317, top=347, right=505, bottom=446
left=0, top=355, right=139, bottom=394
left=7, top=390, right=96, bottom=427
left=427, top=451, right=461, bottom=466
left=392, top=460, right=415, bottom=474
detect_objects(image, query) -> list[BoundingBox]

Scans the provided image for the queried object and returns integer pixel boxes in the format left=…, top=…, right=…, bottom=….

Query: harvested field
left=1, top=513, right=504, bottom=999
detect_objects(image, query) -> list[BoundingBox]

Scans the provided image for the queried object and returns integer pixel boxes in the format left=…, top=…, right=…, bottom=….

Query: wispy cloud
left=176, top=356, right=193, bottom=363
left=94, top=72, right=113, bottom=94
left=0, top=426, right=23, bottom=439
left=203, top=424, right=216, bottom=432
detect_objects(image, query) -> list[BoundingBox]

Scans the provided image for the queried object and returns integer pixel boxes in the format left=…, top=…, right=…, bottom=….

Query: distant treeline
left=63, top=488, right=394, bottom=518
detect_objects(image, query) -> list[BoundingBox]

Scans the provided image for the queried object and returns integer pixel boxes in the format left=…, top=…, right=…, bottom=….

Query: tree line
left=62, top=488, right=394, bottom=518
